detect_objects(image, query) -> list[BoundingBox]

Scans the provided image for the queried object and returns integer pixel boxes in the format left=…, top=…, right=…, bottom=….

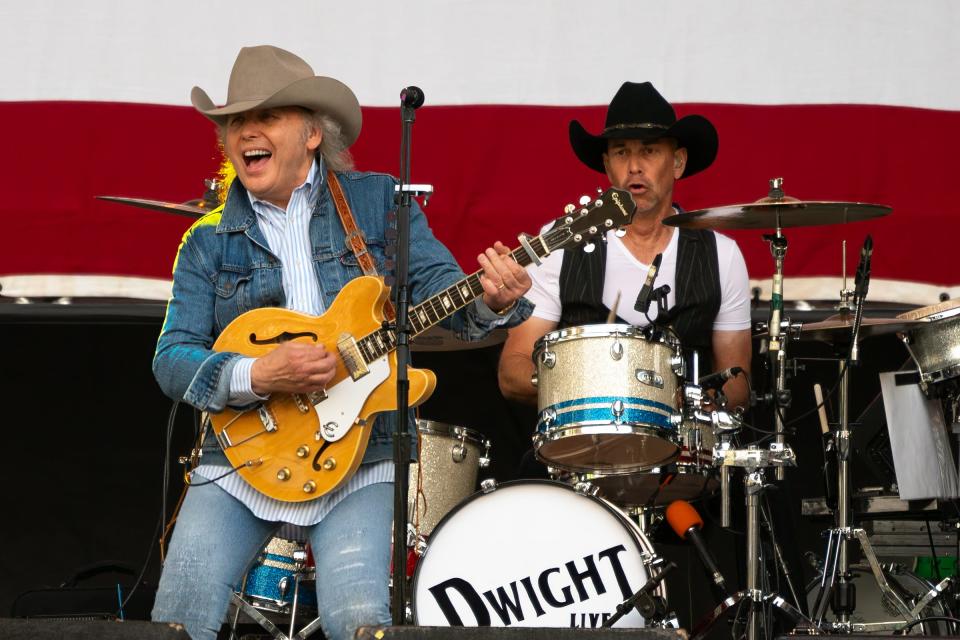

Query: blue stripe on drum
left=544, top=395, right=675, bottom=415
left=537, top=396, right=676, bottom=433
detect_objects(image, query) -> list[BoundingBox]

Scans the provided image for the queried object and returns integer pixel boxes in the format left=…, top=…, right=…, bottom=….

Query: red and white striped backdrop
left=2, top=1, right=957, bottom=302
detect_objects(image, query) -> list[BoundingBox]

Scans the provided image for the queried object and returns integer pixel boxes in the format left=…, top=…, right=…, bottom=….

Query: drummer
left=498, top=82, right=752, bottom=408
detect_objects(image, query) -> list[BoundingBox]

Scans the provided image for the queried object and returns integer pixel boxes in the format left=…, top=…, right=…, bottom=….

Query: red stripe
left=2, top=101, right=954, bottom=287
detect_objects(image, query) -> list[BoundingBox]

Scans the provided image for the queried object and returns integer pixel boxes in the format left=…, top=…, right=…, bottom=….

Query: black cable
left=925, top=515, right=944, bottom=582
left=783, top=360, right=849, bottom=429
left=895, top=615, right=960, bottom=634
left=115, top=399, right=180, bottom=616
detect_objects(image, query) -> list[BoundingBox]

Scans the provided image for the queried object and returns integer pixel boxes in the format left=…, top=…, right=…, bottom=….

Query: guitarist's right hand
left=250, top=342, right=337, bottom=396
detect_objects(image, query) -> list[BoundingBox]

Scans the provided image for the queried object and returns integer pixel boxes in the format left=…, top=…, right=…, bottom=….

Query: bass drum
left=808, top=565, right=953, bottom=633
left=412, top=480, right=662, bottom=629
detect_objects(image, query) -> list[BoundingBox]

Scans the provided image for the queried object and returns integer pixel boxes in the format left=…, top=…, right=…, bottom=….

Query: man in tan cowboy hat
left=499, top=82, right=751, bottom=410
left=151, top=45, right=532, bottom=640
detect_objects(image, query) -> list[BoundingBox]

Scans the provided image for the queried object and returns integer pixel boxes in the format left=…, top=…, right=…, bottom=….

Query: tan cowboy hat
left=191, top=45, right=362, bottom=147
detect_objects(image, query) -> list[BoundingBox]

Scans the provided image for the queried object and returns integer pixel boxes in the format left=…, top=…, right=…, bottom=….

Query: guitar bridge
left=337, top=333, right=369, bottom=381
left=259, top=405, right=278, bottom=432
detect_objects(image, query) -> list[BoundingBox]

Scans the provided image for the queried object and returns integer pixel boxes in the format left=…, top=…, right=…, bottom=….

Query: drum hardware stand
left=603, top=561, right=679, bottom=629
left=760, top=177, right=793, bottom=482
left=228, top=549, right=323, bottom=640
left=693, top=442, right=811, bottom=640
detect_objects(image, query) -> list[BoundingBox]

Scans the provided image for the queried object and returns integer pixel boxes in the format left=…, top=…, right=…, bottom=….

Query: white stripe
left=193, top=461, right=394, bottom=526
left=3, top=0, right=960, bottom=109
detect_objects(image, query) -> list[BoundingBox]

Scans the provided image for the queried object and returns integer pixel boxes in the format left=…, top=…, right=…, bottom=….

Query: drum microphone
left=401, top=86, right=425, bottom=109
left=634, top=253, right=663, bottom=313
left=665, top=500, right=728, bottom=594
left=698, top=366, right=743, bottom=391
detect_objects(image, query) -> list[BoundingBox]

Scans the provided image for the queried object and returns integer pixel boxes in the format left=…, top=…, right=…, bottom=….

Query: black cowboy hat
left=569, top=81, right=718, bottom=178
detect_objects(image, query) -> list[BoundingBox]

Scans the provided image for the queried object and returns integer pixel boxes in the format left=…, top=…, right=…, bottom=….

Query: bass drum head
left=412, top=480, right=651, bottom=628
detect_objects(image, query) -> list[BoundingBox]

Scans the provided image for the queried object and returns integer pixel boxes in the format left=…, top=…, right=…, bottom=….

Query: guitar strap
left=327, top=169, right=396, bottom=320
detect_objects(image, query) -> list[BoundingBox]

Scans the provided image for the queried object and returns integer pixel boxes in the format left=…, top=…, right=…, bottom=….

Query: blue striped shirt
left=195, top=159, right=393, bottom=526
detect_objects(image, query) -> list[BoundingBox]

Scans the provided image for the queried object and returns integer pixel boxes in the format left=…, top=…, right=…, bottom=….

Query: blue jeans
left=152, top=482, right=393, bottom=640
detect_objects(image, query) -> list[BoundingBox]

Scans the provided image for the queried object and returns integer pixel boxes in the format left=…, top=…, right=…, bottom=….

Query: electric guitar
left=209, top=187, right=636, bottom=502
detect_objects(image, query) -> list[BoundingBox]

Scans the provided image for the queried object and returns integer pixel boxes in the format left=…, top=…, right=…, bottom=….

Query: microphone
left=400, top=86, right=425, bottom=109
left=634, top=253, right=663, bottom=314
left=698, top=366, right=743, bottom=391
left=665, top=500, right=728, bottom=594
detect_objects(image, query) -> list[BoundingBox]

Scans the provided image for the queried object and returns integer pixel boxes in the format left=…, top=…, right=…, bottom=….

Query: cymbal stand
left=692, top=443, right=808, bottom=640
left=809, top=240, right=952, bottom=632
left=761, top=177, right=792, bottom=482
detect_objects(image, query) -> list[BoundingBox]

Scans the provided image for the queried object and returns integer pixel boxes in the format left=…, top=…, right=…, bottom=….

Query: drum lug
left=479, top=440, right=492, bottom=468
left=669, top=413, right=683, bottom=427
left=610, top=339, right=624, bottom=360
left=611, top=399, right=625, bottom=421
left=452, top=442, right=467, bottom=463
left=636, top=368, right=665, bottom=389
left=530, top=372, right=538, bottom=388
left=540, top=350, right=556, bottom=369
left=670, top=353, right=685, bottom=376
left=542, top=407, right=557, bottom=426
left=480, top=478, right=498, bottom=493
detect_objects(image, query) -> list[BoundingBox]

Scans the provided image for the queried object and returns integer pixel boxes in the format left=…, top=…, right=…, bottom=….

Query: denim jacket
left=153, top=168, right=533, bottom=464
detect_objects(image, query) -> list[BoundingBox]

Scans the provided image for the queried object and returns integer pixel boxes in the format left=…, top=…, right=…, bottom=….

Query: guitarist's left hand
left=478, top=241, right=532, bottom=313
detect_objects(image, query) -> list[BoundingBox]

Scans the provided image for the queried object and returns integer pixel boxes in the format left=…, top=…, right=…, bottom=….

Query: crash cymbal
left=756, top=313, right=923, bottom=342
left=663, top=201, right=891, bottom=230
left=97, top=195, right=211, bottom=219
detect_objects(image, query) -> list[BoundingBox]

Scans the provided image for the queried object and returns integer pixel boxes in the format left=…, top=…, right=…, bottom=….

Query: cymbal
left=663, top=201, right=891, bottom=230
left=97, top=195, right=211, bottom=218
left=411, top=326, right=507, bottom=352
left=756, top=313, right=923, bottom=342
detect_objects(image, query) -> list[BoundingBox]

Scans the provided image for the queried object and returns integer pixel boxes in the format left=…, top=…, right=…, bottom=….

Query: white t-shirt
left=525, top=226, right=752, bottom=330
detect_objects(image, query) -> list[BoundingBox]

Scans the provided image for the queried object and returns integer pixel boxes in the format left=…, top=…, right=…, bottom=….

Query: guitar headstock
left=542, top=187, right=637, bottom=254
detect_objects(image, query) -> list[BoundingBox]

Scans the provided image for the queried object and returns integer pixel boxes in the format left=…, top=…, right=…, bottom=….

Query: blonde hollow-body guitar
left=208, top=188, right=636, bottom=502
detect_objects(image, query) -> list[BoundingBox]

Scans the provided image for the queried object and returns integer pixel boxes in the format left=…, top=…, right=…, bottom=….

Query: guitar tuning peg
left=615, top=228, right=627, bottom=238
left=596, top=187, right=604, bottom=195
left=583, top=242, right=596, bottom=253
left=594, top=199, right=603, bottom=208
left=578, top=195, right=591, bottom=206
left=563, top=203, right=576, bottom=214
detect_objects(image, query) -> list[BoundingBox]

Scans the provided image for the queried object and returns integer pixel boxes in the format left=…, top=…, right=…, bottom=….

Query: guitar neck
left=354, top=233, right=557, bottom=365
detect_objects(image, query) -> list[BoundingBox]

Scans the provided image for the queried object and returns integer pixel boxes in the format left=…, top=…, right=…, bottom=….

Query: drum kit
left=103, top=179, right=960, bottom=637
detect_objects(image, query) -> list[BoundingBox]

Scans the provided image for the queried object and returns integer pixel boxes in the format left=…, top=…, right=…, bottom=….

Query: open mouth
left=627, top=182, right=648, bottom=194
left=243, top=149, right=272, bottom=170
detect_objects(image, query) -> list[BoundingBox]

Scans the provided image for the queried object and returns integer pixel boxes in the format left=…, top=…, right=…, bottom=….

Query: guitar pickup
left=293, top=389, right=328, bottom=414
left=337, top=333, right=369, bottom=381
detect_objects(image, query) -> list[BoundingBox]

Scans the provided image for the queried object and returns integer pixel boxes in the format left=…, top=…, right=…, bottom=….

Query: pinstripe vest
left=558, top=227, right=721, bottom=369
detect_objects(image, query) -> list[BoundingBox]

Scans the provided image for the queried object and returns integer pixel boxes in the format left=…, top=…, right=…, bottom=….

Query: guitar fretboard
left=355, top=227, right=568, bottom=364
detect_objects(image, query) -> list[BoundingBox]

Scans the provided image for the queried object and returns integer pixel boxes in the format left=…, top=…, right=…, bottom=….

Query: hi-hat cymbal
left=97, top=195, right=211, bottom=218
left=663, top=201, right=891, bottom=230
left=756, top=314, right=923, bottom=343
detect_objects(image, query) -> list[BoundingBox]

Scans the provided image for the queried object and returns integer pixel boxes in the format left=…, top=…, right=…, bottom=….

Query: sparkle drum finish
left=898, top=299, right=960, bottom=386
left=533, top=324, right=683, bottom=473
left=409, top=420, right=490, bottom=536
left=237, top=537, right=317, bottom=613
left=412, top=480, right=662, bottom=628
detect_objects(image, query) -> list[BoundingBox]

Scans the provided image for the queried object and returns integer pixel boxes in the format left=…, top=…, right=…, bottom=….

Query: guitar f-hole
left=312, top=441, right=332, bottom=471
left=249, top=331, right=318, bottom=345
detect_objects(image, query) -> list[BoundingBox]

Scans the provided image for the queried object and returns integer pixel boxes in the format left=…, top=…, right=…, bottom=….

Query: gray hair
left=303, top=109, right=355, bottom=173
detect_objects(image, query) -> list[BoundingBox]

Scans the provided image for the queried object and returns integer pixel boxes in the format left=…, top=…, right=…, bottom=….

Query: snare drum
left=409, top=420, right=491, bottom=536
left=413, top=480, right=661, bottom=628
left=533, top=324, right=683, bottom=473
left=898, top=298, right=960, bottom=386
left=560, top=419, right=719, bottom=508
left=237, top=537, right=317, bottom=613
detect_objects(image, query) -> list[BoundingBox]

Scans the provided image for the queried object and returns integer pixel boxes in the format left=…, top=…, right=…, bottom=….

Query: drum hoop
left=410, top=478, right=655, bottom=625
left=537, top=404, right=677, bottom=433
left=416, top=419, right=485, bottom=444
left=533, top=323, right=680, bottom=354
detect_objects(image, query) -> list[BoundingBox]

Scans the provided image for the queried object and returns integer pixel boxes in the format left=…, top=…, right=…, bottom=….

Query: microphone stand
left=390, top=86, right=427, bottom=625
